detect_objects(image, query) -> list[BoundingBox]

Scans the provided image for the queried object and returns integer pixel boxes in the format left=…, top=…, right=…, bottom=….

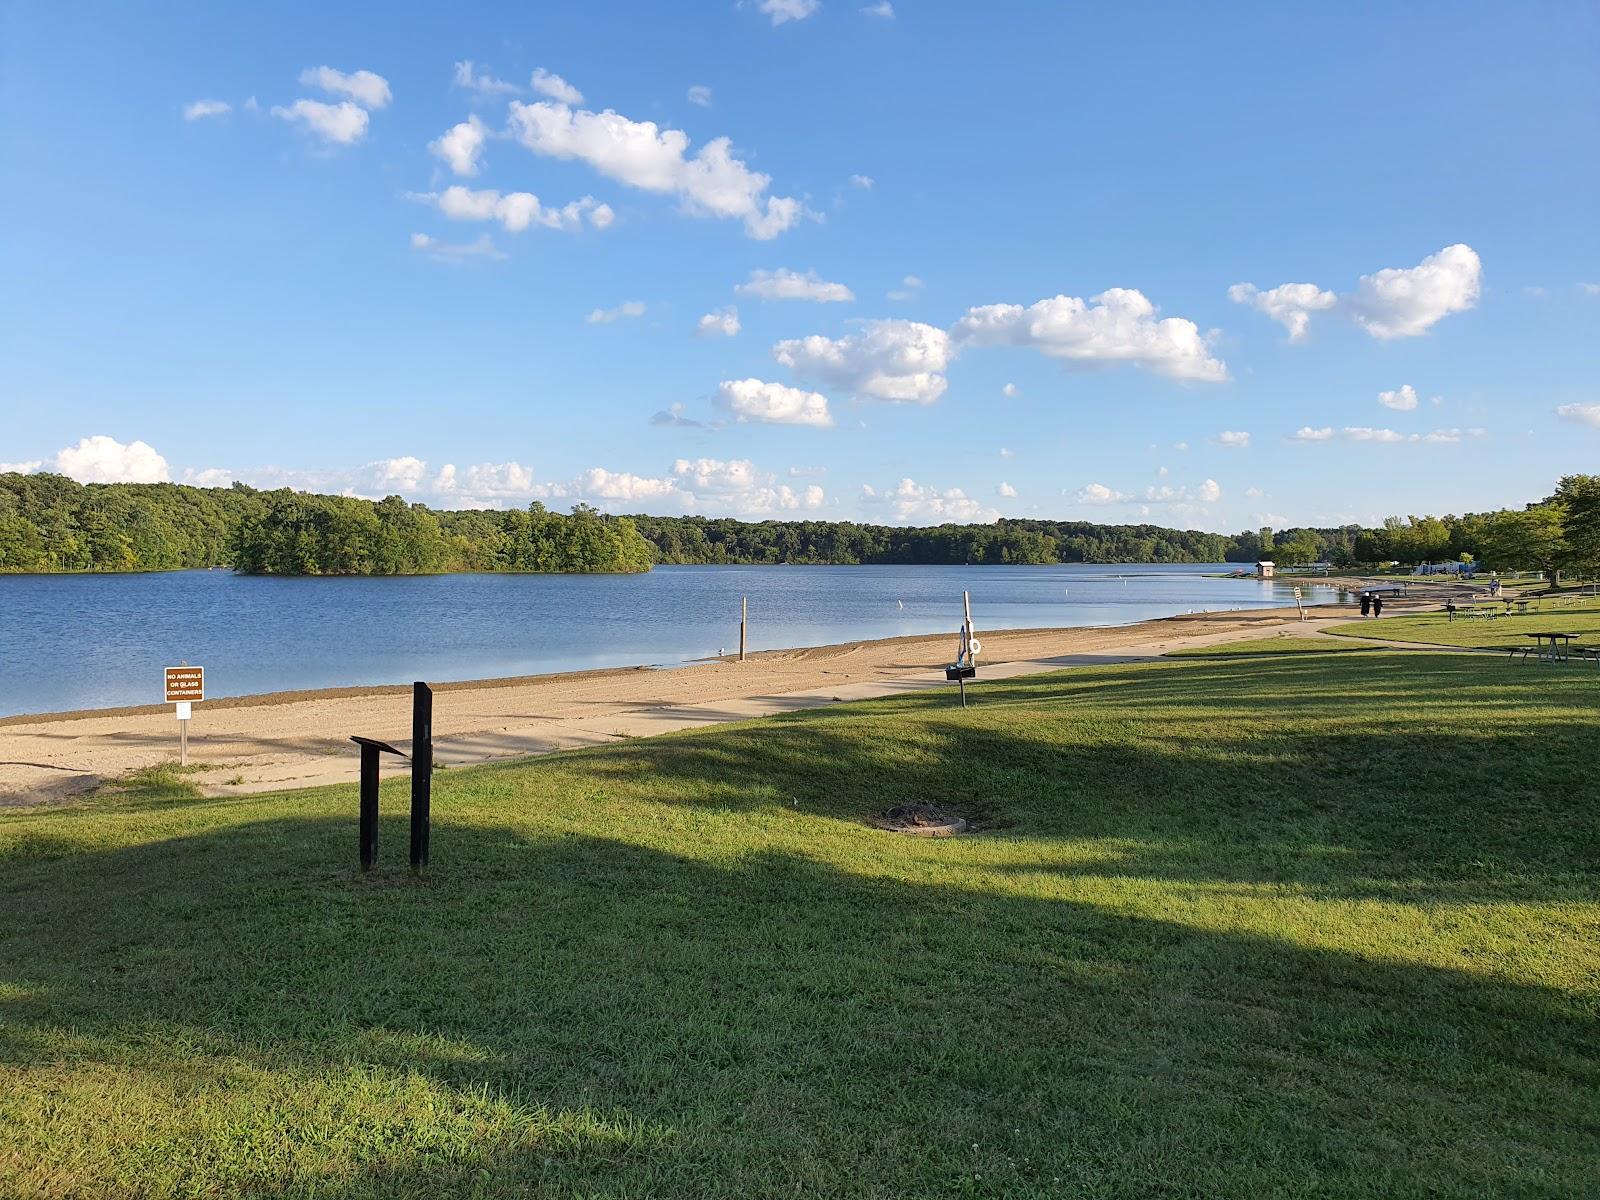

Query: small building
left=1256, top=560, right=1275, bottom=579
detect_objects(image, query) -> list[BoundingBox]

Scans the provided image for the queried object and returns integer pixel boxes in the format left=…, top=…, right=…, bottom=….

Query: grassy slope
left=1165, top=636, right=1378, bottom=657
left=1328, top=605, right=1600, bottom=648
left=2, top=653, right=1597, bottom=1199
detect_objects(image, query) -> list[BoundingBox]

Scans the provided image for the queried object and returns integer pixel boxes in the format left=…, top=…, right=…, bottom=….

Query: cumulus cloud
left=587, top=300, right=646, bottom=324
left=716, top=378, right=834, bottom=427
left=1378, top=384, right=1419, bottom=411
left=1348, top=244, right=1482, bottom=338
left=1075, top=482, right=1130, bottom=505
left=1001, top=383, right=1017, bottom=397
left=864, top=477, right=998, bottom=524
left=183, top=99, right=230, bottom=120
left=1579, top=283, right=1600, bottom=296
left=299, top=66, right=391, bottom=110
left=430, top=116, right=488, bottom=176
left=862, top=1, right=895, bottom=16
left=1216, top=430, right=1251, bottom=447
left=1, top=459, right=43, bottom=474
left=760, top=0, right=821, bottom=23
left=997, top=481, right=1017, bottom=498
left=887, top=274, right=922, bottom=302
left=651, top=403, right=706, bottom=429
left=272, top=99, right=369, bottom=145
left=849, top=174, right=874, bottom=189
left=687, top=84, right=713, bottom=107
left=1293, top=426, right=1480, bottom=445
left=1556, top=403, right=1600, bottom=427
left=951, top=288, right=1227, bottom=382
left=998, top=447, right=1015, bottom=458
left=424, top=185, right=613, bottom=233
left=507, top=100, right=806, bottom=239
left=696, top=306, right=741, bottom=337
left=409, top=232, right=506, bottom=262
left=50, top=436, right=171, bottom=484
left=736, top=268, right=854, bottom=303
left=1232, top=244, right=1482, bottom=341
left=453, top=61, right=521, bottom=96
left=530, top=68, right=583, bottom=105
left=1225, top=282, right=1337, bottom=342
left=774, top=320, right=951, bottom=404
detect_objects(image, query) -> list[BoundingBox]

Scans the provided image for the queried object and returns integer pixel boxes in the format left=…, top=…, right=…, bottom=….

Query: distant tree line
left=4, top=470, right=1598, bottom=579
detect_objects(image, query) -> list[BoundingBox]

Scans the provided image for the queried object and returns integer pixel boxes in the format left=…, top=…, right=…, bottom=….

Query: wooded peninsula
left=2, top=471, right=1594, bottom=577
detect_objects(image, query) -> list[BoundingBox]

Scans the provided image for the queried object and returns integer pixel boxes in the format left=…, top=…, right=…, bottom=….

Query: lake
left=0, top=565, right=1341, bottom=716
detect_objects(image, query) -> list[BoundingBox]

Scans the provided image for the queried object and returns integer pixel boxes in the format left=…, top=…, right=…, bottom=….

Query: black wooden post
left=410, top=681, right=432, bottom=871
left=358, top=741, right=380, bottom=871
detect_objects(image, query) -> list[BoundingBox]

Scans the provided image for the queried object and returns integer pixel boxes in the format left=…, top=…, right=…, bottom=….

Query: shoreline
left=0, top=604, right=1357, bottom=805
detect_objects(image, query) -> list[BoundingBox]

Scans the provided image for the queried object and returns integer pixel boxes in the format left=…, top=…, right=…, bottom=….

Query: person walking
left=1360, top=593, right=1372, bottom=617
left=1373, top=594, right=1384, bottom=617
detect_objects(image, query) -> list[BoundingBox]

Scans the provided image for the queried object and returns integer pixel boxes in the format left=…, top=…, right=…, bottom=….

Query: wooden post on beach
left=409, top=682, right=432, bottom=872
left=740, top=595, right=747, bottom=662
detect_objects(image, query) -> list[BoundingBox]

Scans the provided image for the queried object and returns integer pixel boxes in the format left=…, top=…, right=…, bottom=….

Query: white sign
left=175, top=701, right=192, bottom=721
left=967, top=638, right=982, bottom=657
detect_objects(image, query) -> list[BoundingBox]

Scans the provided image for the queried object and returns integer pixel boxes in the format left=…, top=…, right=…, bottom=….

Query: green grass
left=2, top=653, right=1597, bottom=1198
left=1329, top=606, right=1600, bottom=649
left=1165, top=636, right=1380, bottom=657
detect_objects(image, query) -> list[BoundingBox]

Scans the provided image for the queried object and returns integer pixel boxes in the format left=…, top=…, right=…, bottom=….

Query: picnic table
left=1523, top=632, right=1579, bottom=664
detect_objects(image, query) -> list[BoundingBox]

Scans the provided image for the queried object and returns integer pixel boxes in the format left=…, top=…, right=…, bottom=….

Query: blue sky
left=2, top=1, right=1597, bottom=532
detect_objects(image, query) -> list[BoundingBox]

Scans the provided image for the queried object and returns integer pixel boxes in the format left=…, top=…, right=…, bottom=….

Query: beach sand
left=0, top=605, right=1351, bottom=804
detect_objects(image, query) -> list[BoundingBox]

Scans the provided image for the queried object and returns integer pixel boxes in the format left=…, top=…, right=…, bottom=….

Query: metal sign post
left=410, top=682, right=433, bottom=871
left=739, top=595, right=748, bottom=662
left=945, top=590, right=981, bottom=706
left=164, top=665, right=204, bottom=766
left=1294, top=585, right=1305, bottom=621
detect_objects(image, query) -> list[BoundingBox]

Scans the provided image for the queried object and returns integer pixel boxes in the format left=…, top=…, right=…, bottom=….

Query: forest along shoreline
left=0, top=606, right=1344, bottom=805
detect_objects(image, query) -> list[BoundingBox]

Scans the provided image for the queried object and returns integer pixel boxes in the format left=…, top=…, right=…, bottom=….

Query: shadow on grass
left=3, top=818, right=1597, bottom=1197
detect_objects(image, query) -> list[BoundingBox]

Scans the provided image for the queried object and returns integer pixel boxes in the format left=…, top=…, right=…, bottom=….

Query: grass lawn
left=2, top=653, right=1597, bottom=1198
left=1328, top=606, right=1600, bottom=649
left=1165, top=636, right=1381, bottom=657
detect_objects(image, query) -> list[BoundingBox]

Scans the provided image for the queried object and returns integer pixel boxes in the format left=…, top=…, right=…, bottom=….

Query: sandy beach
left=0, top=605, right=1356, bottom=805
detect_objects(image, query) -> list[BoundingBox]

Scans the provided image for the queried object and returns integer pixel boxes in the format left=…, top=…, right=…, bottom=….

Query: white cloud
left=849, top=174, right=874, bottom=189
left=866, top=477, right=999, bottom=524
left=1293, top=426, right=1480, bottom=445
left=1244, top=486, right=1264, bottom=500
left=998, top=447, right=1015, bottom=458
left=952, top=288, right=1227, bottom=382
left=1290, top=426, right=1335, bottom=442
left=736, top=268, right=854, bottom=303
left=410, top=232, right=506, bottom=262
left=430, top=116, right=488, bottom=176
left=1225, top=282, right=1337, bottom=342
left=760, top=0, right=821, bottom=24
left=1233, top=244, right=1482, bottom=342
left=507, top=100, right=807, bottom=239
left=530, top=68, right=583, bottom=105
left=1, top=459, right=43, bottom=474
left=50, top=436, right=170, bottom=484
left=716, top=378, right=834, bottom=427
left=1216, top=430, right=1251, bottom=447
left=887, top=274, right=922, bottom=301
left=298, top=66, right=391, bottom=110
left=1556, top=403, right=1600, bottom=428
left=997, top=481, right=1017, bottom=498
left=862, top=1, right=895, bottom=16
left=696, top=306, right=741, bottom=337
left=183, top=99, right=230, bottom=120
left=687, top=84, right=713, bottom=108
left=1000, top=383, right=1017, bottom=397
left=1378, top=384, right=1419, bottom=411
left=182, top=468, right=236, bottom=488
left=272, top=99, right=369, bottom=145
left=1348, top=244, right=1482, bottom=339
left=425, top=185, right=612, bottom=233
left=651, top=403, right=706, bottom=429
left=774, top=320, right=951, bottom=404
left=453, top=61, right=521, bottom=96
left=1076, top=483, right=1130, bottom=505
left=1578, top=282, right=1600, bottom=296
left=1137, top=479, right=1222, bottom=505
left=1195, top=479, right=1222, bottom=503
left=1173, top=441, right=1189, bottom=451
left=587, top=300, right=647, bottom=324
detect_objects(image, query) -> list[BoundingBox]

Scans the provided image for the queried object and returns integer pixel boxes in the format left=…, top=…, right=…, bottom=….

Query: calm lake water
left=0, top=565, right=1339, bottom=716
